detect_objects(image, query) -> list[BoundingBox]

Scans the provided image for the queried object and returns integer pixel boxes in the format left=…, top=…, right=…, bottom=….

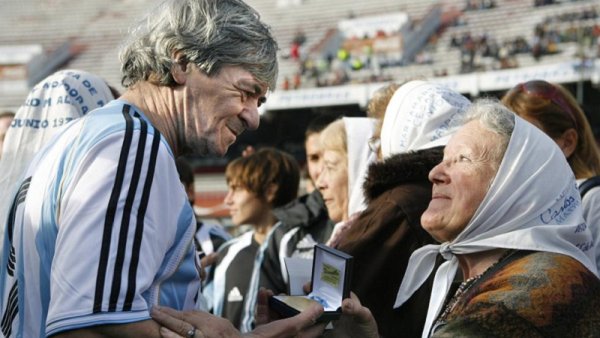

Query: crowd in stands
left=280, top=0, right=600, bottom=91
left=1, top=0, right=600, bottom=337
left=463, top=0, right=496, bottom=11
left=533, top=7, right=599, bottom=59
left=535, top=0, right=591, bottom=6
left=449, top=32, right=528, bottom=72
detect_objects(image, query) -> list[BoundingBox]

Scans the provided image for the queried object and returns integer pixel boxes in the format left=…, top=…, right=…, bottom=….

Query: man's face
left=178, top=65, right=267, bottom=156
left=0, top=115, right=13, bottom=158
left=305, top=132, right=324, bottom=184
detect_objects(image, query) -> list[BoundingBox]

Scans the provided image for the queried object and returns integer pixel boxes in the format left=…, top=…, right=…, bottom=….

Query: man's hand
left=151, top=288, right=327, bottom=338
left=151, top=305, right=238, bottom=338
left=247, top=289, right=326, bottom=338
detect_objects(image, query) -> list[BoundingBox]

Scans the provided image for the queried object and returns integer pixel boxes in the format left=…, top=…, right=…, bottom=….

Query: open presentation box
left=269, top=243, right=353, bottom=322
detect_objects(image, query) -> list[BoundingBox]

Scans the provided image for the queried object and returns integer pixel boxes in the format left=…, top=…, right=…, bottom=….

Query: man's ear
left=171, top=51, right=188, bottom=85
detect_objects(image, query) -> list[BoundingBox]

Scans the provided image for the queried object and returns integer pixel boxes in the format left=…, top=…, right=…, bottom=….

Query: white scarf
left=380, top=80, right=471, bottom=158
left=393, top=116, right=598, bottom=338
left=0, top=69, right=114, bottom=243
left=344, top=117, right=378, bottom=216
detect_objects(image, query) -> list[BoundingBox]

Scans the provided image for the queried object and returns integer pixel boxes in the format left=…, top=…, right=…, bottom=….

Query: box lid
left=308, top=244, right=353, bottom=311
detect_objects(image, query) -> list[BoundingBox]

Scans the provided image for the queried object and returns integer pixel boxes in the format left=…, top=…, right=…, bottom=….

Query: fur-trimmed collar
left=363, top=146, right=444, bottom=202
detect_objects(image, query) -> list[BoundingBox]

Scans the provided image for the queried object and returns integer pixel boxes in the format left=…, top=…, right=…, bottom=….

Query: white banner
left=338, top=12, right=409, bottom=39
left=264, top=59, right=597, bottom=112
left=478, top=60, right=596, bottom=91
left=267, top=84, right=369, bottom=110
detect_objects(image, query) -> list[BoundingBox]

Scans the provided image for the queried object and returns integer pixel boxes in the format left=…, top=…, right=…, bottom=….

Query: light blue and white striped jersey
left=0, top=100, right=200, bottom=337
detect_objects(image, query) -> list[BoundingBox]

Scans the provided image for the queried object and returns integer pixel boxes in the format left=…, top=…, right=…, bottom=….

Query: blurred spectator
left=254, top=113, right=337, bottom=313
left=207, top=148, right=300, bottom=331
left=282, top=76, right=290, bottom=90
left=290, top=41, right=300, bottom=60
left=502, top=80, right=600, bottom=271
left=449, top=31, right=530, bottom=72
left=464, top=0, right=496, bottom=11
left=292, top=29, right=307, bottom=46
left=293, top=72, right=302, bottom=89
left=534, top=0, right=556, bottom=6
left=366, top=82, right=401, bottom=155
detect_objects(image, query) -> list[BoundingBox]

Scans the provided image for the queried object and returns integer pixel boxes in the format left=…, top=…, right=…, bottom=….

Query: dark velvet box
left=269, top=244, right=353, bottom=322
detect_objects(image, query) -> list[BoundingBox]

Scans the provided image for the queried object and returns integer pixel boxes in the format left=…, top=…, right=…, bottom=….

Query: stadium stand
left=1, top=0, right=599, bottom=221
left=1, top=0, right=599, bottom=110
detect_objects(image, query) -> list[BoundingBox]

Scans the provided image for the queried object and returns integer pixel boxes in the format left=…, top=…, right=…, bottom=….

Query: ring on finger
left=186, top=326, right=196, bottom=338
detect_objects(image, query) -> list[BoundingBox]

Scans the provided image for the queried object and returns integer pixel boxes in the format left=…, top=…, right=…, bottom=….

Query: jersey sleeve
left=45, top=126, right=193, bottom=334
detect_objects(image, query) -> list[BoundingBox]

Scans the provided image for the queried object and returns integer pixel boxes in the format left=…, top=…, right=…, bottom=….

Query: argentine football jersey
left=0, top=100, right=200, bottom=337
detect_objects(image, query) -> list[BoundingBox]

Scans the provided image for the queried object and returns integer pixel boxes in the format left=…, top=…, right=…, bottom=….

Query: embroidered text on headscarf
left=393, top=115, right=597, bottom=338
left=380, top=80, right=471, bottom=158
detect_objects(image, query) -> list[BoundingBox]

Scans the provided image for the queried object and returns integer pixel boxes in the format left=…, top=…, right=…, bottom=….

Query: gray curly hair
left=464, top=98, right=516, bottom=165
left=119, top=0, right=278, bottom=89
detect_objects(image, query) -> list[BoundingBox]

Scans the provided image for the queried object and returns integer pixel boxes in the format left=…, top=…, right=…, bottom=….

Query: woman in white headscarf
left=0, top=69, right=115, bottom=240
left=331, top=80, right=471, bottom=338
left=316, top=117, right=378, bottom=246
left=502, top=80, right=600, bottom=272
left=335, top=99, right=600, bottom=337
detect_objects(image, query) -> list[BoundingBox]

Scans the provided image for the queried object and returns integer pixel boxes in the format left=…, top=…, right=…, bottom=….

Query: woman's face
left=421, top=120, right=502, bottom=242
left=317, top=149, right=348, bottom=223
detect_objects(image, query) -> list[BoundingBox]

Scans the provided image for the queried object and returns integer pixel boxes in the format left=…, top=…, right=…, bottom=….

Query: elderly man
left=0, top=0, right=323, bottom=337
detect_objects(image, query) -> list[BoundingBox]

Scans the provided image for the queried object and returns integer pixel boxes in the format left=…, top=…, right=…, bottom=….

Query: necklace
left=434, top=249, right=517, bottom=326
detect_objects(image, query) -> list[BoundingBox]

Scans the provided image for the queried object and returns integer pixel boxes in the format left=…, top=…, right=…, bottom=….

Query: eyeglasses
left=517, top=80, right=578, bottom=129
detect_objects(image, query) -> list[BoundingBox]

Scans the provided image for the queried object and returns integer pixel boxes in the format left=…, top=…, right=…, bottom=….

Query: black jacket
left=337, top=147, right=443, bottom=338
left=259, top=189, right=334, bottom=294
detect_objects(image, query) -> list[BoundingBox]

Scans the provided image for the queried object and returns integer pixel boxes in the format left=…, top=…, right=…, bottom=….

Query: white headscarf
left=326, top=117, right=377, bottom=248
left=0, top=69, right=114, bottom=241
left=393, top=114, right=598, bottom=338
left=344, top=117, right=378, bottom=216
left=380, top=80, right=471, bottom=158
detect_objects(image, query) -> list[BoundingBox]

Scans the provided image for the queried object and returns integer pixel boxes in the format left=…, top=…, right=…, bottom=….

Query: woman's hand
left=324, top=292, right=379, bottom=338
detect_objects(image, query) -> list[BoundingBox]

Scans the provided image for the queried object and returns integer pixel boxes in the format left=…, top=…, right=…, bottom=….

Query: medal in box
left=269, top=243, right=353, bottom=322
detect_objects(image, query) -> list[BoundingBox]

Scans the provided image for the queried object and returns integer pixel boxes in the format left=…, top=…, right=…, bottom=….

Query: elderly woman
left=332, top=80, right=471, bottom=338
left=502, top=80, right=600, bottom=272
left=317, top=117, right=378, bottom=245
left=338, top=99, right=600, bottom=337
